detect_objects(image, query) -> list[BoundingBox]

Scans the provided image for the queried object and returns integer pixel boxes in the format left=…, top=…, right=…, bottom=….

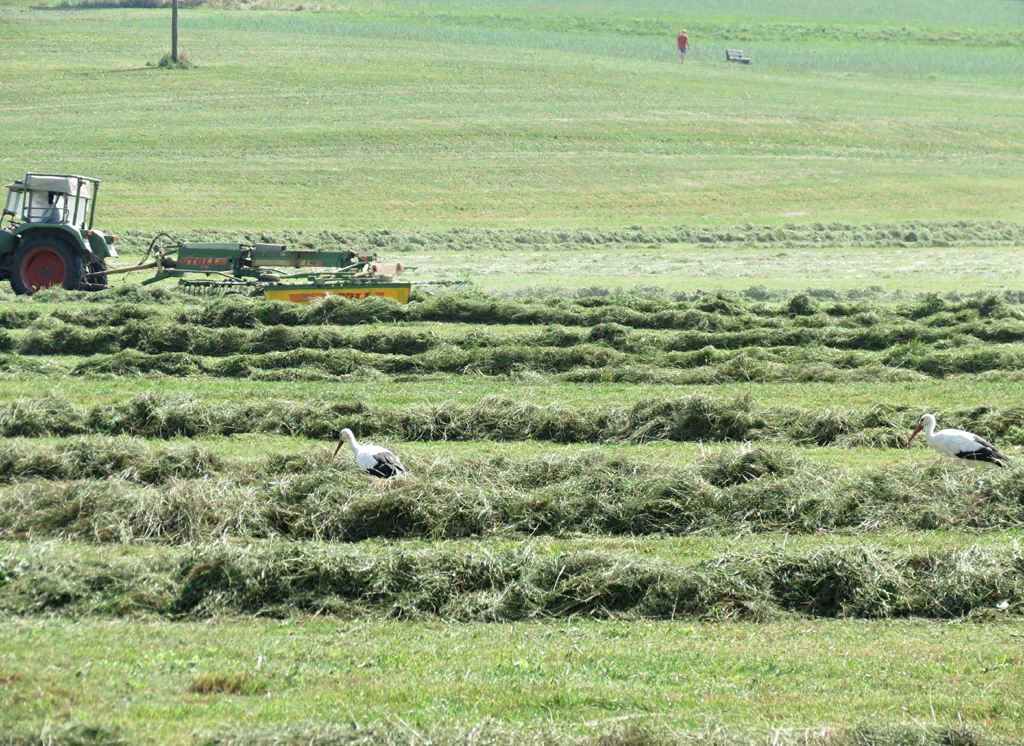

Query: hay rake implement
left=113, top=238, right=421, bottom=304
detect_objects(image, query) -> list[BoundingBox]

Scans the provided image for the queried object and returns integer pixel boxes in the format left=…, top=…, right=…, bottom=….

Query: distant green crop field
left=324, top=0, right=1024, bottom=27
left=0, top=0, right=1021, bottom=231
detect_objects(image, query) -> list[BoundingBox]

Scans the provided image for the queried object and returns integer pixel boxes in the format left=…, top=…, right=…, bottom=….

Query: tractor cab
left=3, top=173, right=98, bottom=230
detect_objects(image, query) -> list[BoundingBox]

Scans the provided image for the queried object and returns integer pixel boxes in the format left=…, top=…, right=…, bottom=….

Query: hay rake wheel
left=181, top=283, right=225, bottom=298
left=178, top=279, right=257, bottom=297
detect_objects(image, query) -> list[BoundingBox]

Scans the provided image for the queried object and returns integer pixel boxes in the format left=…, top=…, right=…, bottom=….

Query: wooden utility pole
left=172, top=0, right=178, bottom=63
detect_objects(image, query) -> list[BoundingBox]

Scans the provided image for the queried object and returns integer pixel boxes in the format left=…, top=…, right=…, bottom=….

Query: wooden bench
left=725, top=49, right=752, bottom=64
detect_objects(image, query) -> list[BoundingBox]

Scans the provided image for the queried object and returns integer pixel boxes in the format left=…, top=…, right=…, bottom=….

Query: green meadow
left=2, top=0, right=1023, bottom=230
left=1, top=1, right=1024, bottom=745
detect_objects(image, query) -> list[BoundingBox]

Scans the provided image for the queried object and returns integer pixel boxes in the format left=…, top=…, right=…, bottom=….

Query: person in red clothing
left=677, top=29, right=689, bottom=64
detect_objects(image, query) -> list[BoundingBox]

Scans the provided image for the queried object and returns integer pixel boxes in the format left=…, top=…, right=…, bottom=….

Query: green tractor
left=0, top=173, right=118, bottom=295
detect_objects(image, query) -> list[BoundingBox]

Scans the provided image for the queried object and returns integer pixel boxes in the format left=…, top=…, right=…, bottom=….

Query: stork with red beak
left=907, top=413, right=1010, bottom=468
left=334, top=428, right=405, bottom=478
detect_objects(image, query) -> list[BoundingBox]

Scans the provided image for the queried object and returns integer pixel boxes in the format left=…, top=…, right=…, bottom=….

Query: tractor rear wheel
left=10, top=235, right=85, bottom=295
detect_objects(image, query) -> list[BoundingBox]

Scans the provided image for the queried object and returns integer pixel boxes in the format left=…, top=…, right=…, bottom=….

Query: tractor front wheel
left=84, top=257, right=109, bottom=291
left=10, top=235, right=85, bottom=295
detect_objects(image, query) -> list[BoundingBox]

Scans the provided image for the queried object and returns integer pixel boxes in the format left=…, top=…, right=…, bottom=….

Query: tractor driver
left=38, top=193, right=65, bottom=223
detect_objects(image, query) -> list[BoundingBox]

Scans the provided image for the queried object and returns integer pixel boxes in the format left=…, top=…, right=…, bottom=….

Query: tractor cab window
left=26, top=189, right=55, bottom=222
left=25, top=192, right=71, bottom=224
left=69, top=192, right=90, bottom=228
left=3, top=184, right=24, bottom=221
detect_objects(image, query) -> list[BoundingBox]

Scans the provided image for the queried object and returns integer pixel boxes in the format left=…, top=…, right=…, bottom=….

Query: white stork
left=907, top=413, right=1010, bottom=468
left=334, top=428, right=406, bottom=478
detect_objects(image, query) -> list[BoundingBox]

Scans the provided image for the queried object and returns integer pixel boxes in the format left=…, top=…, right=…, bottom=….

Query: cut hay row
left=2, top=442, right=1022, bottom=542
left=1, top=392, right=1021, bottom=445
left=3, top=288, right=1024, bottom=334
left=48, top=343, right=1024, bottom=382
left=105, top=222, right=1024, bottom=256
left=1, top=539, right=1020, bottom=621
left=10, top=308, right=1024, bottom=360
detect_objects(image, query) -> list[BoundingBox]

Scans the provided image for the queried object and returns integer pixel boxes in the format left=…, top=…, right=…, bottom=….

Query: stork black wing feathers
left=957, top=436, right=1010, bottom=467
left=368, top=452, right=405, bottom=479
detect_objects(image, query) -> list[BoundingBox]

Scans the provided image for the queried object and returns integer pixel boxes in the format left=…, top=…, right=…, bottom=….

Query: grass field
left=1, top=1, right=1024, bottom=745
left=4, top=287, right=1024, bottom=746
left=2, top=0, right=1023, bottom=229
left=4, top=615, right=1023, bottom=742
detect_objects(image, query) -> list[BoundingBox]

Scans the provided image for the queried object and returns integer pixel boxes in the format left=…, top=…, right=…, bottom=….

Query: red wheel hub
left=22, top=248, right=67, bottom=291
